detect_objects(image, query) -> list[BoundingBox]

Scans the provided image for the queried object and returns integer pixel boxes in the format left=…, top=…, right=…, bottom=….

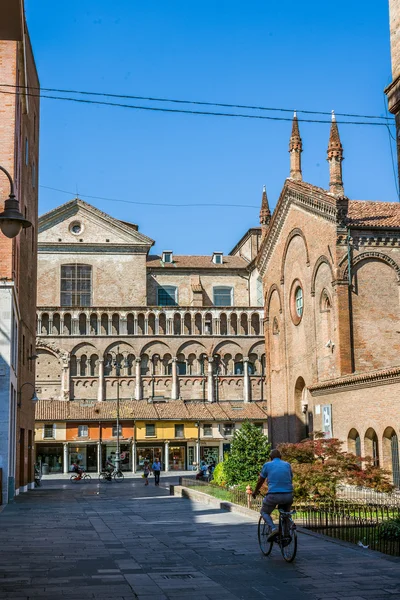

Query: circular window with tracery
left=290, top=280, right=304, bottom=325
left=69, top=221, right=83, bottom=235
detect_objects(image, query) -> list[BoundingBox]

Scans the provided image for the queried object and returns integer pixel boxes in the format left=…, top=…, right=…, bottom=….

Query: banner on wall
left=322, top=404, right=332, bottom=438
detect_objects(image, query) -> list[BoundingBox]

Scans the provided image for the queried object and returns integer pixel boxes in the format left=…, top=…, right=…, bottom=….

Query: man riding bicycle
left=252, top=449, right=293, bottom=541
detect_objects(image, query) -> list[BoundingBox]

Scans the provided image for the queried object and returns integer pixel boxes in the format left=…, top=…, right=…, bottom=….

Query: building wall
left=0, top=31, right=39, bottom=501
left=35, top=422, right=66, bottom=442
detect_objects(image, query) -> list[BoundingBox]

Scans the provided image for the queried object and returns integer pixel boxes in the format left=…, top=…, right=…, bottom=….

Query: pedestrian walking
left=152, top=457, right=161, bottom=486
left=143, top=460, right=150, bottom=486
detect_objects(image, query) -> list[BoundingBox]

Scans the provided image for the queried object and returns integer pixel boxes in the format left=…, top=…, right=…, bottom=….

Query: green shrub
left=212, top=461, right=228, bottom=487
left=378, top=517, right=400, bottom=541
left=224, top=421, right=270, bottom=486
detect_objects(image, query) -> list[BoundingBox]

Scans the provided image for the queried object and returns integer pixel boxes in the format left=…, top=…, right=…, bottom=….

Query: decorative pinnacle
left=259, top=185, right=271, bottom=227
left=331, top=110, right=336, bottom=122
left=328, top=111, right=343, bottom=155
left=289, top=111, right=302, bottom=151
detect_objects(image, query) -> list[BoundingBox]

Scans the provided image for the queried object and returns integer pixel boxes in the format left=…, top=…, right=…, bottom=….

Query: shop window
left=112, top=424, right=122, bottom=437
left=223, top=423, right=234, bottom=436
left=175, top=424, right=184, bottom=438
left=43, top=424, right=54, bottom=439
left=146, top=424, right=156, bottom=437
left=78, top=425, right=88, bottom=437
left=203, top=424, right=213, bottom=437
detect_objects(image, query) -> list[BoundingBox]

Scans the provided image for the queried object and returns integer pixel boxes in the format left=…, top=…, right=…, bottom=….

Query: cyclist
left=252, top=449, right=293, bottom=541
left=72, top=459, right=83, bottom=480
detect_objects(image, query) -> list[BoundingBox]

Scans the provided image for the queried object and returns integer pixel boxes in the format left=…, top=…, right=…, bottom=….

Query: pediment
left=38, top=198, right=154, bottom=248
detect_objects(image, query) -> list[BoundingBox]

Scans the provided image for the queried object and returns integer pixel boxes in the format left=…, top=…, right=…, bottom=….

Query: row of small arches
left=70, top=352, right=266, bottom=377
left=38, top=311, right=262, bottom=336
left=348, top=426, right=400, bottom=486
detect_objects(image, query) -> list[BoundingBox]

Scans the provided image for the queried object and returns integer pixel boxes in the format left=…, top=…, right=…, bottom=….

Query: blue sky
left=25, top=0, right=396, bottom=254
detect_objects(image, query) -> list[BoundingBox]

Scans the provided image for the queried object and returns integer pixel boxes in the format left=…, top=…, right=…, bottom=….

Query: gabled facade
left=258, top=115, right=400, bottom=486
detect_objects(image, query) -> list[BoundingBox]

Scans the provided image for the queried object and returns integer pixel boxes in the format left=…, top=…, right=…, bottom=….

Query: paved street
left=0, top=478, right=399, bottom=600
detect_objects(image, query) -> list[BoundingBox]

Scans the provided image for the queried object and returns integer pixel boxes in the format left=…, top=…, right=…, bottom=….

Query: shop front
left=36, top=444, right=63, bottom=474
left=136, top=444, right=163, bottom=471
left=102, top=443, right=132, bottom=471
left=68, top=444, right=98, bottom=472
left=168, top=443, right=186, bottom=470
left=200, top=445, right=219, bottom=464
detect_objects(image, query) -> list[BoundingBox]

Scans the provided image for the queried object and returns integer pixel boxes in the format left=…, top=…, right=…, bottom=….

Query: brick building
left=258, top=113, right=400, bottom=486
left=0, top=8, right=39, bottom=501
left=385, top=0, right=400, bottom=190
left=34, top=199, right=266, bottom=472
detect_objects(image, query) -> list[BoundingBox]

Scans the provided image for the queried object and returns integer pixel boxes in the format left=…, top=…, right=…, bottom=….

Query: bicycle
left=70, top=470, right=92, bottom=482
left=99, top=468, right=124, bottom=482
left=258, top=509, right=297, bottom=562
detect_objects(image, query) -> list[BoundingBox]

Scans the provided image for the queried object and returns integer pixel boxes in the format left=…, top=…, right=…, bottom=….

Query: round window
left=69, top=221, right=83, bottom=235
left=290, top=280, right=304, bottom=325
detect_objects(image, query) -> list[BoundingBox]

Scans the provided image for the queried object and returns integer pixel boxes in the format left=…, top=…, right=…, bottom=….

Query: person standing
left=152, top=457, right=161, bottom=486
left=143, top=460, right=150, bottom=486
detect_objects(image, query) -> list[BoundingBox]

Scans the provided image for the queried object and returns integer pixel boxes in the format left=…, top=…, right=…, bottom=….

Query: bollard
left=246, top=485, right=252, bottom=509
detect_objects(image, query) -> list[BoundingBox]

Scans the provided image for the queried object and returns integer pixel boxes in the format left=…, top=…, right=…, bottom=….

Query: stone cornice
left=309, top=366, right=400, bottom=395
left=257, top=180, right=337, bottom=276
left=38, top=244, right=150, bottom=254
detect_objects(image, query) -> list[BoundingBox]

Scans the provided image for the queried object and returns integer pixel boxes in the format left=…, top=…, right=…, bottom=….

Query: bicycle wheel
left=258, top=517, right=273, bottom=556
left=113, top=470, right=124, bottom=481
left=70, top=474, right=78, bottom=482
left=83, top=473, right=91, bottom=481
left=279, top=519, right=297, bottom=562
left=99, top=472, right=109, bottom=482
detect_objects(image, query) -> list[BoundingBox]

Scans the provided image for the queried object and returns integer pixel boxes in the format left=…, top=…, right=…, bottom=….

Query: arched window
left=256, top=277, right=263, bottom=307
left=61, top=264, right=92, bottom=307
left=365, top=428, right=379, bottom=467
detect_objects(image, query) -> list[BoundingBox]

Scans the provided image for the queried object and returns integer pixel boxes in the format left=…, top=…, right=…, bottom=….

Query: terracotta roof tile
left=348, top=201, right=400, bottom=228
left=36, top=400, right=269, bottom=422
left=147, top=255, right=248, bottom=269
left=309, top=366, right=400, bottom=392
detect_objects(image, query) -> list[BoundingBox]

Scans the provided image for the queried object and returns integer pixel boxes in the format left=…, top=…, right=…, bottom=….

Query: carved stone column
left=97, top=359, right=104, bottom=402
left=207, top=357, right=214, bottom=403
left=243, top=356, right=250, bottom=403
left=60, top=357, right=70, bottom=401
left=171, top=357, right=179, bottom=400
left=135, top=358, right=142, bottom=400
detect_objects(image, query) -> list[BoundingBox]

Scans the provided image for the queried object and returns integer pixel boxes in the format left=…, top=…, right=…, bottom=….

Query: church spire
left=259, top=185, right=271, bottom=235
left=327, top=111, right=344, bottom=196
left=289, top=111, right=303, bottom=180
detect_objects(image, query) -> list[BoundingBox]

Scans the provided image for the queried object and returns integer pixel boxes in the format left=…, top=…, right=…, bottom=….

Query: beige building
left=35, top=198, right=267, bottom=471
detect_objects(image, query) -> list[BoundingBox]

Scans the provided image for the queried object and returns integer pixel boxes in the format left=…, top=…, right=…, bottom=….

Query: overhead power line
left=0, top=88, right=395, bottom=127
left=0, top=83, right=394, bottom=121
left=40, top=185, right=260, bottom=208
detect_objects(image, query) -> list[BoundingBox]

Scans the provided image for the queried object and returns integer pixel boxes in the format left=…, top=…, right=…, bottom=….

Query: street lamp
left=17, top=382, right=39, bottom=408
left=106, top=346, right=127, bottom=471
left=0, top=166, right=32, bottom=238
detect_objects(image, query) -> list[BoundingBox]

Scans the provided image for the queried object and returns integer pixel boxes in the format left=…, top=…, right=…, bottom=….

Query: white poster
left=322, top=404, right=332, bottom=438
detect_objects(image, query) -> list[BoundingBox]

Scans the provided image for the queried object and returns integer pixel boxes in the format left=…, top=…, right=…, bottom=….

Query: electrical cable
left=39, top=185, right=260, bottom=208
left=0, top=88, right=392, bottom=127
left=0, top=83, right=394, bottom=121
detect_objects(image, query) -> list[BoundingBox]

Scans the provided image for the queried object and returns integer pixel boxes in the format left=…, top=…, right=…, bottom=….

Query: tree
left=278, top=437, right=394, bottom=500
left=224, top=421, right=270, bottom=486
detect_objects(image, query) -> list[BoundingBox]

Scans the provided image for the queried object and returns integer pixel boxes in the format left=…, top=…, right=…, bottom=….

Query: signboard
left=322, top=404, right=332, bottom=438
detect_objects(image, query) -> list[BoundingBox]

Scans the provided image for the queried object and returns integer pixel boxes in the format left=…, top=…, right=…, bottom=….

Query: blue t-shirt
left=260, top=458, right=293, bottom=493
left=152, top=461, right=161, bottom=471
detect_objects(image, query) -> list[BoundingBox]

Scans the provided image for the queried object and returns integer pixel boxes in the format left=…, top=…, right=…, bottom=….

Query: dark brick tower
left=327, top=112, right=344, bottom=196
left=289, top=112, right=303, bottom=181
left=259, top=185, right=271, bottom=236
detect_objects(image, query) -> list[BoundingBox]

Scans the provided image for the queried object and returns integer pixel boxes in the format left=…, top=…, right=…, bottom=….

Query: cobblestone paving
left=0, top=477, right=399, bottom=599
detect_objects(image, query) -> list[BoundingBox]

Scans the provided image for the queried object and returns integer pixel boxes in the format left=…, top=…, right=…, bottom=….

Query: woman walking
left=143, top=460, right=150, bottom=486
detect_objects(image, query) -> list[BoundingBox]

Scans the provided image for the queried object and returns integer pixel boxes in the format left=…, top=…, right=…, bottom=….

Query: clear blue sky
left=25, top=0, right=396, bottom=255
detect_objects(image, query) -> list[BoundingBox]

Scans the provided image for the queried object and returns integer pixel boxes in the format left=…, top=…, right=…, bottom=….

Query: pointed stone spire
left=327, top=111, right=344, bottom=196
left=289, top=111, right=303, bottom=181
left=259, top=185, right=271, bottom=235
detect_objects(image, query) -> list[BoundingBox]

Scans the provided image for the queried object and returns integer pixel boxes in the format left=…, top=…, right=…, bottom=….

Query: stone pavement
left=0, top=477, right=399, bottom=600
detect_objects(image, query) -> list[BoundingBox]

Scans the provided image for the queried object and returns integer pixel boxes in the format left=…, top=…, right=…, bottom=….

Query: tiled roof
left=147, top=255, right=248, bottom=269
left=348, top=201, right=400, bottom=229
left=35, top=400, right=268, bottom=422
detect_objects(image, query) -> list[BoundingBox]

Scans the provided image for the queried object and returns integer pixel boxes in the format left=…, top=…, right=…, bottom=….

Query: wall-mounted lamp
left=18, top=382, right=39, bottom=408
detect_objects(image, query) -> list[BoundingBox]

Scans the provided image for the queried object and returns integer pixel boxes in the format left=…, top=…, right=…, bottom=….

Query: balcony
left=37, top=306, right=264, bottom=337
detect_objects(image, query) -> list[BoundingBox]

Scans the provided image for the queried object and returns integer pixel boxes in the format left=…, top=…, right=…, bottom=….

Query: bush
left=224, top=421, right=270, bottom=486
left=212, top=461, right=228, bottom=487
left=278, top=437, right=394, bottom=501
left=378, top=517, right=400, bottom=541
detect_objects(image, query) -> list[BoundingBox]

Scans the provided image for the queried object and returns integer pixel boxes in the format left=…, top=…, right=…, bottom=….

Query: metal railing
left=180, top=477, right=400, bottom=557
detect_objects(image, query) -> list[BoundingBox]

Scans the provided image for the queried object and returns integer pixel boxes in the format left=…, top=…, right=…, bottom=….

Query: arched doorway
left=364, top=428, right=379, bottom=467
left=348, top=428, right=361, bottom=462
left=383, top=427, right=400, bottom=488
left=294, top=377, right=307, bottom=442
